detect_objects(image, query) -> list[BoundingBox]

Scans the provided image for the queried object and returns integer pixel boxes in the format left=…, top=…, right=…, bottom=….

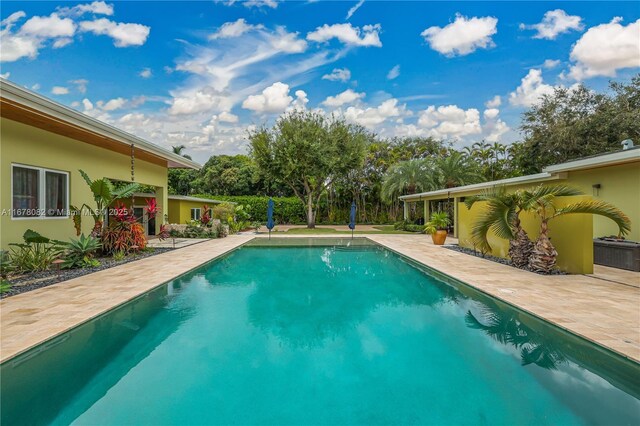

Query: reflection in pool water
left=1, top=243, right=639, bottom=425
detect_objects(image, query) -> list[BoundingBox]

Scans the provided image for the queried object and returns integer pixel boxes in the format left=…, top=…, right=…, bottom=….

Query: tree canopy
left=249, top=111, right=368, bottom=228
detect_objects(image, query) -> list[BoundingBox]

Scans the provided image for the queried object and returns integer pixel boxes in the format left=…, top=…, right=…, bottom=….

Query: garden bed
left=444, top=245, right=566, bottom=275
left=1, top=248, right=174, bottom=299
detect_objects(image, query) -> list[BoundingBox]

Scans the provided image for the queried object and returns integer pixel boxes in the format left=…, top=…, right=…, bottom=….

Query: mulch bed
left=444, top=245, right=566, bottom=275
left=1, top=248, right=175, bottom=299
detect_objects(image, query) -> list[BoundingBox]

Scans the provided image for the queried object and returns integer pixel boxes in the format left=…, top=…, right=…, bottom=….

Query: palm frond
left=553, top=200, right=632, bottom=237
left=79, top=169, right=93, bottom=187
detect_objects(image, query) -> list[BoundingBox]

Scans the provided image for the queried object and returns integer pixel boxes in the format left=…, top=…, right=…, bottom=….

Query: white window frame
left=191, top=208, right=201, bottom=221
left=11, top=163, right=70, bottom=220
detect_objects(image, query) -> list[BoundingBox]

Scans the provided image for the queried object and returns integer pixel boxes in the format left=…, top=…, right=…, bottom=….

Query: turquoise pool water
left=1, top=240, right=639, bottom=425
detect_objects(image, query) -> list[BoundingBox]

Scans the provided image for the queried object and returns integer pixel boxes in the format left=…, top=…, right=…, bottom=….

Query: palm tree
left=172, top=144, right=192, bottom=160
left=381, top=159, right=436, bottom=202
left=464, top=187, right=534, bottom=266
left=435, top=151, right=482, bottom=189
left=523, top=185, right=631, bottom=273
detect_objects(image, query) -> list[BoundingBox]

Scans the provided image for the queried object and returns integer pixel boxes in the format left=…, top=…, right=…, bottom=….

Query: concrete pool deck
left=1, top=234, right=639, bottom=364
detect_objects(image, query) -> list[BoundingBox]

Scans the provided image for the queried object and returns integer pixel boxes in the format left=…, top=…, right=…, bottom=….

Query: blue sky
left=1, top=1, right=639, bottom=162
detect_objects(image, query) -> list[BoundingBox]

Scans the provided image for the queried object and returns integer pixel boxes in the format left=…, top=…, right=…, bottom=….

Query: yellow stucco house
left=130, top=193, right=224, bottom=231
left=400, top=148, right=640, bottom=274
left=0, top=79, right=201, bottom=250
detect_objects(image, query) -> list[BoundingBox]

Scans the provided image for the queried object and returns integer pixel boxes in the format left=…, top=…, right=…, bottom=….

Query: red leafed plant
left=112, top=201, right=135, bottom=223
left=145, top=198, right=159, bottom=219
left=101, top=220, right=147, bottom=254
left=201, top=204, right=211, bottom=226
left=159, top=224, right=170, bottom=241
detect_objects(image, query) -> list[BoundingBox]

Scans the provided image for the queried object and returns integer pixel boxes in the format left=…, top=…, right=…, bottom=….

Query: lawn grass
left=282, top=227, right=415, bottom=235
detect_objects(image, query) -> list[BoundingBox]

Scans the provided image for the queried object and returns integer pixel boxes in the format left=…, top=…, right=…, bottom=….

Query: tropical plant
left=8, top=230, right=64, bottom=272
left=145, top=198, right=159, bottom=219
left=112, top=251, right=126, bottom=261
left=75, top=170, right=139, bottom=236
left=381, top=159, right=436, bottom=202
left=101, top=209, right=147, bottom=254
left=464, top=187, right=534, bottom=266
left=61, top=234, right=102, bottom=269
left=435, top=151, right=483, bottom=189
left=200, top=204, right=212, bottom=226
left=172, top=144, right=193, bottom=160
left=424, top=211, right=451, bottom=235
left=523, top=185, right=631, bottom=273
left=0, top=280, right=11, bottom=295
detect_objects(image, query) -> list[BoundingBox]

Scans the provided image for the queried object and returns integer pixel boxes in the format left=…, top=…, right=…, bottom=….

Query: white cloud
left=542, top=59, right=560, bottom=69
left=53, top=38, right=73, bottom=48
left=508, top=69, right=555, bottom=107
left=520, top=9, right=583, bottom=40
left=139, top=67, right=152, bottom=78
left=322, top=67, right=351, bottom=82
left=58, top=1, right=114, bottom=17
left=82, top=98, right=94, bottom=110
left=387, top=64, right=400, bottom=80
left=417, top=105, right=481, bottom=138
left=31, top=83, right=40, bottom=90
left=209, top=19, right=262, bottom=40
left=218, top=111, right=239, bottom=123
left=51, top=86, right=69, bottom=95
left=242, top=0, right=279, bottom=9
left=1, top=72, right=10, bottom=79
left=98, top=97, right=127, bottom=111
left=421, top=14, right=498, bottom=57
left=0, top=11, right=75, bottom=62
left=485, top=95, right=501, bottom=108
left=168, top=87, right=234, bottom=115
left=289, top=90, right=309, bottom=111
left=346, top=0, right=365, bottom=20
left=242, top=81, right=297, bottom=113
left=483, top=108, right=509, bottom=142
left=79, top=18, right=150, bottom=47
left=568, top=18, right=640, bottom=80
left=322, top=89, right=365, bottom=107
left=70, top=78, right=88, bottom=93
left=307, top=23, right=382, bottom=47
left=20, top=13, right=76, bottom=38
left=344, top=98, right=406, bottom=128
left=268, top=27, right=307, bottom=53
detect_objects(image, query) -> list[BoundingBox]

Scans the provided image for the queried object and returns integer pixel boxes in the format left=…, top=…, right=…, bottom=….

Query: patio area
left=1, top=234, right=638, bottom=365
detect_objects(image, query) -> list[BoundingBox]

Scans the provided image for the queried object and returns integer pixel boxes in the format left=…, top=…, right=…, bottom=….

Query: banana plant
left=72, top=170, right=139, bottom=236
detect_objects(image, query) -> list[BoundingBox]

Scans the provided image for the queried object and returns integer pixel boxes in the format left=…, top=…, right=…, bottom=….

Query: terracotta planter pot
left=431, top=230, right=448, bottom=245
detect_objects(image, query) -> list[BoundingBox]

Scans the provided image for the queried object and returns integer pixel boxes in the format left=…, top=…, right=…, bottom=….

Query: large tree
left=517, top=75, right=640, bottom=173
left=249, top=111, right=367, bottom=228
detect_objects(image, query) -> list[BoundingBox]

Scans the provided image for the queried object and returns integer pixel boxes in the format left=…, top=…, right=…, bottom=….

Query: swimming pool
left=1, top=238, right=639, bottom=425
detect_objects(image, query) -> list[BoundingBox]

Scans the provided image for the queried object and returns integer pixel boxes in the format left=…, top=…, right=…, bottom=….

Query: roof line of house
left=134, top=192, right=228, bottom=204
left=0, top=78, right=201, bottom=170
left=399, top=147, right=640, bottom=202
left=399, top=172, right=561, bottom=201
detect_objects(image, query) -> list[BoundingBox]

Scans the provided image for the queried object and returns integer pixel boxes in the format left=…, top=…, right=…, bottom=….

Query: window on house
left=12, top=165, right=69, bottom=218
left=191, top=208, right=201, bottom=221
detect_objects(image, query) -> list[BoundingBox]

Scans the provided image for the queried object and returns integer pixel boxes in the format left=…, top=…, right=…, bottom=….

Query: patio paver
left=0, top=235, right=253, bottom=363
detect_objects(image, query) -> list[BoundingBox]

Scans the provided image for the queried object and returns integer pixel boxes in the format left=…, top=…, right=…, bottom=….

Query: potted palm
left=425, top=211, right=451, bottom=245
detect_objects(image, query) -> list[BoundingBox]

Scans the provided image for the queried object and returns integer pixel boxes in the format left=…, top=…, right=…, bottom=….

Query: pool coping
left=1, top=234, right=639, bottom=365
left=0, top=236, right=255, bottom=364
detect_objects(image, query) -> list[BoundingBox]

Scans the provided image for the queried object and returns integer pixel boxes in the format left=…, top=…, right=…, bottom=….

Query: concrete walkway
left=1, top=234, right=638, bottom=364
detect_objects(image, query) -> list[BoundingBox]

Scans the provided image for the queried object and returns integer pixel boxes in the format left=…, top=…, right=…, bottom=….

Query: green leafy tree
left=250, top=111, right=367, bottom=228
left=517, top=76, right=640, bottom=173
left=381, top=159, right=436, bottom=202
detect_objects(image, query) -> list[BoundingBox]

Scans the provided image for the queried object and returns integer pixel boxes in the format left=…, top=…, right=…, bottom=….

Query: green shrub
left=196, top=195, right=305, bottom=224
left=9, top=230, right=64, bottom=272
left=61, top=234, right=101, bottom=269
left=393, top=221, right=425, bottom=233
left=0, top=279, right=11, bottom=295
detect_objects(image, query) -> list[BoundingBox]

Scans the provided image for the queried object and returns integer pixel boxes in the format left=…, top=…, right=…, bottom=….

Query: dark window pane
left=12, top=167, right=40, bottom=217
left=45, top=171, right=68, bottom=217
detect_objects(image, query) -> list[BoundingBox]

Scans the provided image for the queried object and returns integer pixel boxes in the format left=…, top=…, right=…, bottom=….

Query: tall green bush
left=195, top=195, right=306, bottom=224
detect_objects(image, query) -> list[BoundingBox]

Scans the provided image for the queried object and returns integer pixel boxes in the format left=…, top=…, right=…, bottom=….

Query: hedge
left=193, top=195, right=306, bottom=224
